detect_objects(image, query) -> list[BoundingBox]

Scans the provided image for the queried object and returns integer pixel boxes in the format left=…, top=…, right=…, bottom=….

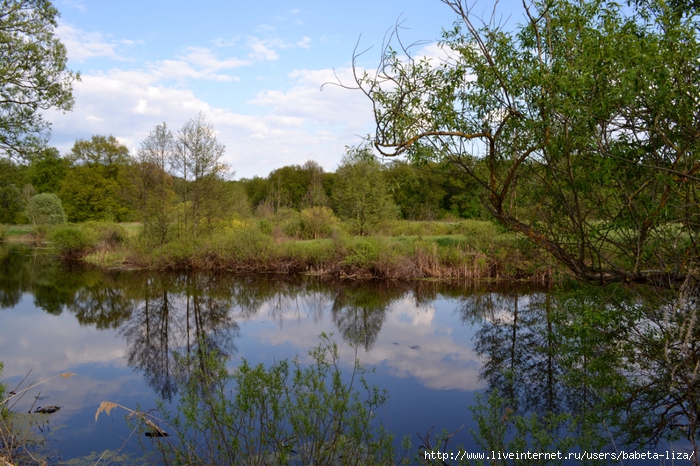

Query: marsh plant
left=0, top=366, right=76, bottom=465
left=100, top=334, right=396, bottom=466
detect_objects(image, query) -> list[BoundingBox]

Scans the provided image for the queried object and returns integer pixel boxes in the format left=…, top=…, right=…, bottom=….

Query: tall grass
left=37, top=218, right=554, bottom=281
left=124, top=220, right=552, bottom=281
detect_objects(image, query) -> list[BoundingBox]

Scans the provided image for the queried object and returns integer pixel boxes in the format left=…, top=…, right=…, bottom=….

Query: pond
left=0, top=245, right=697, bottom=464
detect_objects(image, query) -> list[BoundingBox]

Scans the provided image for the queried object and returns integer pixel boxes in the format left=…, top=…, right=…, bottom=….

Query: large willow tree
left=354, top=0, right=700, bottom=285
left=0, top=0, right=78, bottom=158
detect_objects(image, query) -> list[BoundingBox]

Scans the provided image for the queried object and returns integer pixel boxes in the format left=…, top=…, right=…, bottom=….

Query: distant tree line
left=0, top=121, right=488, bottom=232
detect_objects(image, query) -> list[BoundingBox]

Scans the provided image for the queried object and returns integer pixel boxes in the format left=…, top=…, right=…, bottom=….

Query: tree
left=60, top=135, right=132, bottom=222
left=354, top=0, right=700, bottom=284
left=25, top=192, right=65, bottom=226
left=0, top=0, right=78, bottom=158
left=27, top=146, right=67, bottom=194
left=130, top=123, right=176, bottom=245
left=0, top=158, right=27, bottom=223
left=172, top=113, right=230, bottom=236
left=301, top=160, right=330, bottom=208
left=332, top=147, right=399, bottom=235
left=68, top=135, right=130, bottom=174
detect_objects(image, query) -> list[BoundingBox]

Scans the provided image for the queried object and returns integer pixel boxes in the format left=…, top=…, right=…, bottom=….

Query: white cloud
left=46, top=39, right=374, bottom=178
left=182, top=46, right=250, bottom=70
left=150, top=47, right=250, bottom=82
left=212, top=37, right=240, bottom=47
left=254, top=294, right=484, bottom=391
left=56, top=24, right=127, bottom=62
left=297, top=36, right=312, bottom=49
left=247, top=37, right=281, bottom=61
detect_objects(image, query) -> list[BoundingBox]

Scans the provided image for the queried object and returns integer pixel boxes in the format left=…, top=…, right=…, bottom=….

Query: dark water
left=0, top=245, right=696, bottom=464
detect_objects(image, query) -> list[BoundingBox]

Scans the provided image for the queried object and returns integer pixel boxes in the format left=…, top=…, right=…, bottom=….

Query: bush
left=49, top=225, right=95, bottom=258
left=89, top=222, right=127, bottom=248
left=153, top=334, right=395, bottom=465
left=25, top=193, right=66, bottom=226
left=300, top=206, right=338, bottom=239
left=343, top=237, right=382, bottom=269
left=220, top=225, right=275, bottom=263
left=273, top=207, right=302, bottom=238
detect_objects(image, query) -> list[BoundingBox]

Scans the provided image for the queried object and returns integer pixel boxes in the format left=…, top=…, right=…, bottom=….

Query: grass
left=2, top=218, right=556, bottom=281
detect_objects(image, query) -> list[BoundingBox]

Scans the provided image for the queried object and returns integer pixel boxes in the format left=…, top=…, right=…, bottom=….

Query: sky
left=44, top=0, right=508, bottom=179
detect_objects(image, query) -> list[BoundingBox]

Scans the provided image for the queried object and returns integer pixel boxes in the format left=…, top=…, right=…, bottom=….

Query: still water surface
left=0, top=245, right=693, bottom=464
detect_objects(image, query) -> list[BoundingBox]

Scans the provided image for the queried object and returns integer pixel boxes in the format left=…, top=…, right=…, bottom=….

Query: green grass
left=3, top=225, right=33, bottom=237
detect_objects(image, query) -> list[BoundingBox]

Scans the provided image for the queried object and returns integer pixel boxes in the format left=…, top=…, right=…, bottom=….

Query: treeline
left=0, top=116, right=487, bottom=234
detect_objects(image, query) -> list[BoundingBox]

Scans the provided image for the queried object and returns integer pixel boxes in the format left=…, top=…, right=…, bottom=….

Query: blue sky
left=46, top=0, right=505, bottom=179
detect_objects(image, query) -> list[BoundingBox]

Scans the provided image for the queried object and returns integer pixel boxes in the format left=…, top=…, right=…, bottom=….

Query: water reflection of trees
left=118, top=274, right=240, bottom=400
left=7, top=245, right=698, bottom=456
left=467, top=282, right=700, bottom=459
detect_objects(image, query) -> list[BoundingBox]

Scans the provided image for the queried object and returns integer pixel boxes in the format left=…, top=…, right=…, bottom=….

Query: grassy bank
left=5, top=219, right=556, bottom=282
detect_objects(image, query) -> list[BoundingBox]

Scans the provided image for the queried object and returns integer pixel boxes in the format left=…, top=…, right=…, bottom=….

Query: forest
left=2, top=0, right=700, bottom=463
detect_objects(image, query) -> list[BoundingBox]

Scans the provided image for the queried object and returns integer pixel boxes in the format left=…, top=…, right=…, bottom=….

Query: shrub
left=273, top=207, right=302, bottom=238
left=92, top=222, right=127, bottom=248
left=300, top=206, right=338, bottom=239
left=152, top=334, right=395, bottom=465
left=25, top=193, right=66, bottom=226
left=49, top=225, right=94, bottom=258
left=343, top=237, right=382, bottom=269
left=221, top=225, right=275, bottom=263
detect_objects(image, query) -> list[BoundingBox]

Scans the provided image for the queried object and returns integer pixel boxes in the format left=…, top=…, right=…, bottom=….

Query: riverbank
left=4, top=220, right=557, bottom=282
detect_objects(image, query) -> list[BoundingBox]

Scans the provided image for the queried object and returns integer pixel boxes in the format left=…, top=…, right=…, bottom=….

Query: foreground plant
left=0, top=366, right=75, bottom=465
left=98, top=334, right=395, bottom=466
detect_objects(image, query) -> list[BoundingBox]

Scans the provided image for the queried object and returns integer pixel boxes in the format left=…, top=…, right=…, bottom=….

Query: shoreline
left=3, top=221, right=560, bottom=283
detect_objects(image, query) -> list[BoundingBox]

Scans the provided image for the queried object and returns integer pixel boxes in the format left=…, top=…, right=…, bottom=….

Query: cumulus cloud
left=253, top=294, right=484, bottom=391
left=297, top=36, right=312, bottom=49
left=149, top=47, right=250, bottom=82
left=46, top=22, right=377, bottom=177
left=47, top=61, right=375, bottom=178
left=56, top=24, right=127, bottom=61
left=247, top=36, right=282, bottom=61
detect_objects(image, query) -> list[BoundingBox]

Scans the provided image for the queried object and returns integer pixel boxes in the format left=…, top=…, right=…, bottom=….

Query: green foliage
left=462, top=390, right=606, bottom=466
left=25, top=193, right=66, bottom=226
left=383, top=160, right=486, bottom=220
left=60, top=165, right=130, bottom=222
left=171, top=113, right=230, bottom=238
left=27, top=147, right=68, bottom=194
left=67, top=135, right=130, bottom=171
left=0, top=159, right=28, bottom=224
left=83, top=221, right=127, bottom=248
left=0, top=0, right=78, bottom=159
left=220, top=224, right=275, bottom=263
left=240, top=176, right=269, bottom=209
left=357, top=0, right=700, bottom=284
left=267, top=164, right=311, bottom=210
left=300, top=206, right=338, bottom=239
left=49, top=224, right=95, bottom=258
left=156, top=334, right=395, bottom=465
left=127, top=123, right=177, bottom=246
left=60, top=136, right=133, bottom=222
left=332, top=147, right=400, bottom=235
left=271, top=207, right=302, bottom=238
left=343, top=237, right=382, bottom=269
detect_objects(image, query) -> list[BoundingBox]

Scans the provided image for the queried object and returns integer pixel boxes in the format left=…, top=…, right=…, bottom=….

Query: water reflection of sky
left=1, top=263, right=693, bottom=465
left=246, top=295, right=483, bottom=392
left=0, top=280, right=492, bottom=461
left=0, top=295, right=158, bottom=461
